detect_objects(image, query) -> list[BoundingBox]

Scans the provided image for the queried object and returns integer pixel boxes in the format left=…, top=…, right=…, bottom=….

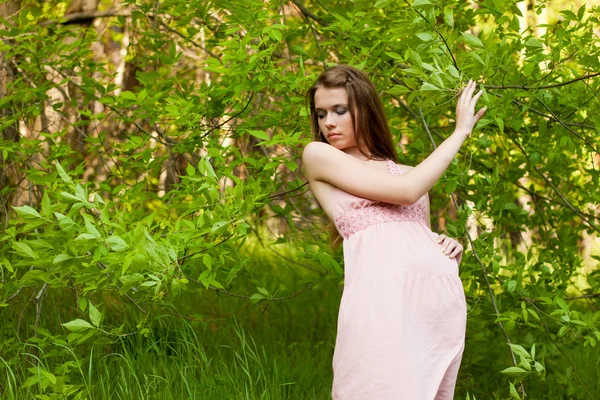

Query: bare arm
left=302, top=132, right=466, bottom=205
left=302, top=79, right=486, bottom=206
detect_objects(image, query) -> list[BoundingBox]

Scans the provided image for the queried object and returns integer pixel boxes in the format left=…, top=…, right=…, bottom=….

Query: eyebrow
left=315, top=104, right=348, bottom=111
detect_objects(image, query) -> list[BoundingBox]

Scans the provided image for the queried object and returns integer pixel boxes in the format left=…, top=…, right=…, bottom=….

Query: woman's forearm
left=402, top=131, right=467, bottom=203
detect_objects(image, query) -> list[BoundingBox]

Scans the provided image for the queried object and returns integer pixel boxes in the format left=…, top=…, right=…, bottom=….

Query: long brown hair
left=306, top=64, right=399, bottom=251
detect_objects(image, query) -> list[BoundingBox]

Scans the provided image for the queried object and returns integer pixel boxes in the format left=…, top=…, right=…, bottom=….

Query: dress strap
left=386, top=159, right=404, bottom=175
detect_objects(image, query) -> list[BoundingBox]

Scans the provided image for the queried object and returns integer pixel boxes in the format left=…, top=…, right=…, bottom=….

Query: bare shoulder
left=301, top=141, right=415, bottom=205
left=301, top=141, right=331, bottom=180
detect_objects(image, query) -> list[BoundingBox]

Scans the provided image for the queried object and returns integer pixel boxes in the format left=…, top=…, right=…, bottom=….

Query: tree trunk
left=0, top=0, right=22, bottom=227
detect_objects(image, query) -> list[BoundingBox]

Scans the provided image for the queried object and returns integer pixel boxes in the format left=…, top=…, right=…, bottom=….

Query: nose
left=324, top=112, right=336, bottom=128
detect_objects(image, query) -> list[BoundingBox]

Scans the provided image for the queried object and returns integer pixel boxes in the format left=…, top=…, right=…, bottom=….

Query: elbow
left=393, top=193, right=417, bottom=206
left=397, top=182, right=419, bottom=205
left=406, top=194, right=419, bottom=205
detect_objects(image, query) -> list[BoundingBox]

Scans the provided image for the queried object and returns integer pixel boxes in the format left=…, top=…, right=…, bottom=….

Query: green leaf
left=555, top=297, right=568, bottom=311
left=445, top=179, right=457, bottom=193
left=443, top=7, right=454, bottom=27
left=559, top=10, right=578, bottom=21
left=501, top=366, right=528, bottom=375
left=54, top=212, right=76, bottom=232
left=283, top=159, right=297, bottom=172
left=509, top=382, right=521, bottom=399
left=203, top=253, right=213, bottom=270
left=169, top=41, right=176, bottom=59
left=119, top=273, right=144, bottom=293
left=248, top=130, right=270, bottom=141
left=385, top=51, right=403, bottom=60
left=12, top=242, right=38, bottom=259
left=386, top=85, right=410, bottom=95
left=106, top=236, right=129, bottom=251
left=525, top=37, right=544, bottom=49
left=62, top=319, right=94, bottom=332
left=415, top=32, right=433, bottom=41
left=89, top=302, right=101, bottom=327
left=269, top=29, right=282, bottom=42
left=475, top=118, right=492, bottom=129
left=85, top=219, right=101, bottom=238
left=121, top=91, right=137, bottom=101
left=41, top=192, right=52, bottom=217
left=171, top=279, right=182, bottom=299
left=211, top=220, right=229, bottom=232
left=411, top=0, right=432, bottom=7
left=250, top=293, right=265, bottom=303
left=60, top=192, right=83, bottom=203
left=496, top=118, right=504, bottom=133
left=420, top=82, right=441, bottom=91
left=508, top=343, right=530, bottom=359
left=53, top=254, right=72, bottom=264
left=374, top=0, right=390, bottom=7
left=55, top=160, right=73, bottom=185
left=41, top=371, right=57, bottom=385
left=257, top=286, right=270, bottom=296
left=577, top=4, right=586, bottom=20
left=534, top=361, right=545, bottom=373
left=186, top=163, right=196, bottom=176
left=461, top=32, right=484, bottom=48
left=75, top=233, right=98, bottom=241
left=13, top=205, right=42, bottom=219
left=448, top=65, right=460, bottom=79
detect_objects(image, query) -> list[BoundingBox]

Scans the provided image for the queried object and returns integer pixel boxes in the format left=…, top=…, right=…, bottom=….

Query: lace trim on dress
left=334, top=160, right=426, bottom=240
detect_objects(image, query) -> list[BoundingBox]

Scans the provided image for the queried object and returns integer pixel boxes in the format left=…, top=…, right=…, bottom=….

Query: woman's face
left=314, top=86, right=357, bottom=150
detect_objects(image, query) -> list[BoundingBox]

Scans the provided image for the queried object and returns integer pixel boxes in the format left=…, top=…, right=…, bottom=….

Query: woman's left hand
left=436, top=234, right=463, bottom=259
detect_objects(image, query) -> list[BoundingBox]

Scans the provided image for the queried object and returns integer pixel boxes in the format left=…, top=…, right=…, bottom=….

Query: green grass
left=0, top=277, right=339, bottom=399
left=2, top=255, right=600, bottom=399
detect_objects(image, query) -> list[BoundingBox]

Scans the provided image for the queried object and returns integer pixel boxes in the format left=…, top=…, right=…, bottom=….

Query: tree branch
left=402, top=0, right=458, bottom=70
left=414, top=102, right=525, bottom=397
left=290, top=0, right=329, bottom=27
left=42, top=9, right=129, bottom=26
left=485, top=72, right=600, bottom=90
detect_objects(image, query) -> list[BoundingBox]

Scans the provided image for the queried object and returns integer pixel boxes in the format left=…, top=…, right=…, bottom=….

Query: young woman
left=301, top=65, right=486, bottom=399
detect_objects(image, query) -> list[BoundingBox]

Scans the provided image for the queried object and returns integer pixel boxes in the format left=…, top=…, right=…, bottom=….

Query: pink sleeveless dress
left=330, top=159, right=467, bottom=400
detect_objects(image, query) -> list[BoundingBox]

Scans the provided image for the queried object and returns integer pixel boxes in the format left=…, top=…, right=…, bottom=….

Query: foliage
left=1, top=0, right=600, bottom=398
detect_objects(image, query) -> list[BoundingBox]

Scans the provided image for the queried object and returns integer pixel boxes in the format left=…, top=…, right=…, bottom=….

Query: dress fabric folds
left=330, top=159, right=467, bottom=400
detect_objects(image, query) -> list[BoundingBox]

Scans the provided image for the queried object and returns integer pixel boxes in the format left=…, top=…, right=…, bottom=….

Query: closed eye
left=317, top=109, right=347, bottom=119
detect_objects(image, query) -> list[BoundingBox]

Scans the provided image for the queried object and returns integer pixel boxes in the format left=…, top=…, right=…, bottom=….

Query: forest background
left=1, top=0, right=600, bottom=398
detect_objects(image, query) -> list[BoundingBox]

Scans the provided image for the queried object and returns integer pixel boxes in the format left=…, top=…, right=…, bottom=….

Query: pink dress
left=330, top=159, right=467, bottom=400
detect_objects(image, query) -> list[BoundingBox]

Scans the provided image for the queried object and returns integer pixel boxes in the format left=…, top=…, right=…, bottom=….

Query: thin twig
left=485, top=72, right=600, bottom=90
left=416, top=104, right=525, bottom=398
left=508, top=132, right=599, bottom=234
left=34, top=283, right=48, bottom=338
left=290, top=0, right=329, bottom=27
left=402, top=0, right=458, bottom=70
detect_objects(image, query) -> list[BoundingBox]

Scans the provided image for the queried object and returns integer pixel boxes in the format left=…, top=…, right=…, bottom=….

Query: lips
left=328, top=132, right=341, bottom=138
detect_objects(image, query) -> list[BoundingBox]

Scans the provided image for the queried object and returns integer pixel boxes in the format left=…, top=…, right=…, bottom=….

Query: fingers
left=474, top=107, right=487, bottom=122
left=458, top=80, right=474, bottom=106
left=471, top=89, right=484, bottom=106
left=437, top=235, right=451, bottom=254
left=459, top=79, right=484, bottom=108
left=437, top=235, right=463, bottom=258
left=448, top=244, right=463, bottom=258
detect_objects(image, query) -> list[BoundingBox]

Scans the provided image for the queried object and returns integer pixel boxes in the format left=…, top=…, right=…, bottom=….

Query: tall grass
left=2, top=235, right=600, bottom=399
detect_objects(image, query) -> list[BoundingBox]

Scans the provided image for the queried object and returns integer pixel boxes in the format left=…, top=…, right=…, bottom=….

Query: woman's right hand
left=454, top=79, right=487, bottom=138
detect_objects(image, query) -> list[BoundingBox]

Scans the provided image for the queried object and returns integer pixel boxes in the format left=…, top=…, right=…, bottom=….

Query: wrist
left=452, top=130, right=470, bottom=139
